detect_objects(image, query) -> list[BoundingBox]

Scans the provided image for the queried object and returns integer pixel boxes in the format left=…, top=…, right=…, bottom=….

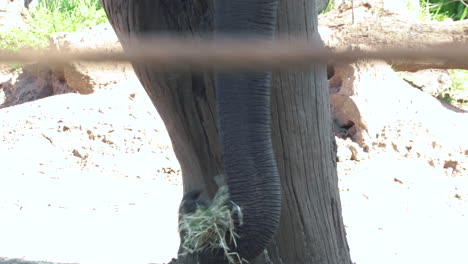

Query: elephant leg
left=101, top=0, right=221, bottom=193
left=101, top=0, right=281, bottom=263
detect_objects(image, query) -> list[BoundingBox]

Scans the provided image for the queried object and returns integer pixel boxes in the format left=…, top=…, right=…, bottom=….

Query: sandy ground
left=0, top=80, right=466, bottom=264
left=0, top=174, right=181, bottom=264
left=339, top=156, right=467, bottom=264
left=0, top=82, right=183, bottom=264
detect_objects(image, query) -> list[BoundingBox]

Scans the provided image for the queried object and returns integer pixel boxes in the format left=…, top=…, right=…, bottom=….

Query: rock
left=0, top=0, right=29, bottom=32
left=0, top=64, right=75, bottom=108
left=330, top=93, right=368, bottom=146
left=400, top=69, right=452, bottom=98
left=336, top=137, right=368, bottom=162
left=49, top=23, right=137, bottom=93
left=327, top=60, right=468, bottom=177
left=0, top=23, right=144, bottom=108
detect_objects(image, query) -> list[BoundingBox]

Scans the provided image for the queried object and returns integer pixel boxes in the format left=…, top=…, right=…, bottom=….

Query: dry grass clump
left=178, top=178, right=245, bottom=264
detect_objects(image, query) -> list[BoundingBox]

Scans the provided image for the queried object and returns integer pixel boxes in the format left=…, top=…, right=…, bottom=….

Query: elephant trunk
left=215, top=0, right=281, bottom=261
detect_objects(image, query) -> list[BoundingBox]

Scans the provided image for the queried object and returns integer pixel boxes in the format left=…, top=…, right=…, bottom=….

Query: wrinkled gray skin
left=101, top=0, right=281, bottom=262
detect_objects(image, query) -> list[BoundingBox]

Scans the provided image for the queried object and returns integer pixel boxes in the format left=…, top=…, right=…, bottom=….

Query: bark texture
left=264, top=0, right=351, bottom=263
left=100, top=0, right=352, bottom=263
left=100, top=0, right=221, bottom=198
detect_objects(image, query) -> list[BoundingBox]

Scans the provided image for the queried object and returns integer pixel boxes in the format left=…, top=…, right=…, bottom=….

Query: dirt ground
left=0, top=7, right=467, bottom=264
left=1, top=70, right=466, bottom=264
left=0, top=80, right=183, bottom=264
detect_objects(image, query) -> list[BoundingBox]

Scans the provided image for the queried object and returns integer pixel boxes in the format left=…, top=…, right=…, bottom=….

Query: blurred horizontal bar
left=0, top=36, right=467, bottom=70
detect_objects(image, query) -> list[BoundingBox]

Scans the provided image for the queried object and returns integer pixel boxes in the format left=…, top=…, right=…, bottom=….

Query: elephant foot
left=166, top=257, right=178, bottom=264
left=177, top=185, right=245, bottom=264
left=179, top=189, right=207, bottom=215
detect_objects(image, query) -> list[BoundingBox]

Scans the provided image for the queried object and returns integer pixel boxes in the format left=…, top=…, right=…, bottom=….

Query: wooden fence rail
left=1, top=37, right=467, bottom=70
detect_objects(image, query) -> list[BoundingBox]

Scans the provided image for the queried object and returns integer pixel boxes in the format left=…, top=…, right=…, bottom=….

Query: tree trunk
left=264, top=1, right=351, bottom=263
left=100, top=0, right=222, bottom=198
left=101, top=0, right=352, bottom=263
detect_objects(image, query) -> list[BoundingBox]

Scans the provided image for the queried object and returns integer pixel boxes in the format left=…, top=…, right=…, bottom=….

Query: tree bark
left=100, top=0, right=222, bottom=199
left=262, top=0, right=351, bottom=263
left=103, top=0, right=352, bottom=263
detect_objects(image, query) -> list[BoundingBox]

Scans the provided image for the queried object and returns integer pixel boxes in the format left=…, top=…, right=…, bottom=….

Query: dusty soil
left=0, top=5, right=467, bottom=264
left=0, top=80, right=183, bottom=264
left=330, top=60, right=467, bottom=264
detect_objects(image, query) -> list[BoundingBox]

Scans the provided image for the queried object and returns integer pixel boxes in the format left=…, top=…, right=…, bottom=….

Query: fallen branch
left=319, top=2, right=468, bottom=71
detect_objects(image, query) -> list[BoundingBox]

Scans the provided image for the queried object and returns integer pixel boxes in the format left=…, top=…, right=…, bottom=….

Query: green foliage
left=419, top=0, right=468, bottom=21
left=439, top=69, right=468, bottom=109
left=0, top=27, right=47, bottom=51
left=321, top=0, right=335, bottom=14
left=0, top=0, right=108, bottom=51
left=33, top=0, right=107, bottom=30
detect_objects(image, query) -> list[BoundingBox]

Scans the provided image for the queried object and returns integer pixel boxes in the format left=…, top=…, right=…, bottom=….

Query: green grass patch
left=419, top=0, right=468, bottom=21
left=439, top=69, right=468, bottom=109
left=0, top=0, right=108, bottom=51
